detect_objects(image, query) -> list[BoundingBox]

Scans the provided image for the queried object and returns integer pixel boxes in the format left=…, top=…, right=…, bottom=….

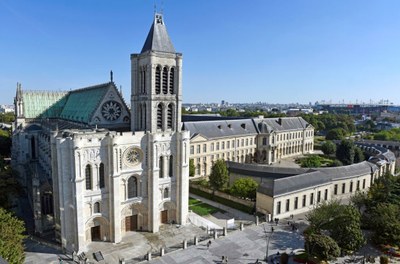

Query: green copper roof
left=59, top=83, right=110, bottom=123
left=23, top=91, right=68, bottom=119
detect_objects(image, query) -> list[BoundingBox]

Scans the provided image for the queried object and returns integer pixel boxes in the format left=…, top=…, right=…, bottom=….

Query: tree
left=300, top=155, right=321, bottom=168
left=353, top=147, right=365, bottom=163
left=369, top=203, right=400, bottom=246
left=230, top=178, right=258, bottom=200
left=326, top=128, right=346, bottom=140
left=329, top=205, right=365, bottom=251
left=189, top=159, right=195, bottom=177
left=304, top=233, right=340, bottom=260
left=0, top=129, right=11, bottom=157
left=336, top=140, right=355, bottom=165
left=209, top=159, right=229, bottom=194
left=321, top=141, right=336, bottom=156
left=329, top=159, right=343, bottom=167
left=306, top=201, right=365, bottom=253
left=0, top=208, right=26, bottom=264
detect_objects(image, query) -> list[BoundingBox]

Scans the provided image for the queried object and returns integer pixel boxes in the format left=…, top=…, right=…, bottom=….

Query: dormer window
left=241, top=123, right=246, bottom=129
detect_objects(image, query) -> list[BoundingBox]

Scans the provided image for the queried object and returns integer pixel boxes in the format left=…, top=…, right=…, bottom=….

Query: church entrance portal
left=125, top=215, right=138, bottom=231
left=91, top=226, right=101, bottom=241
left=161, top=210, right=168, bottom=224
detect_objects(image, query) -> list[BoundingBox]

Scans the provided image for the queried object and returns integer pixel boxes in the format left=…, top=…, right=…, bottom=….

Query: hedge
left=189, top=187, right=253, bottom=214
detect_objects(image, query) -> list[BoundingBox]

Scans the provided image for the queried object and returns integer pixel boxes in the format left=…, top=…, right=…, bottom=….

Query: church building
left=12, top=14, right=190, bottom=253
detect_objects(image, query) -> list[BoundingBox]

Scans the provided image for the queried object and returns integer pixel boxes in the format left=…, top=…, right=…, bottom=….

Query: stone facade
left=184, top=117, right=314, bottom=177
left=11, top=14, right=189, bottom=253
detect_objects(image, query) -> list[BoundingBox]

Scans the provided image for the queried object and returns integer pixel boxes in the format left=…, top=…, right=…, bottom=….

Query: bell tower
left=131, top=13, right=182, bottom=133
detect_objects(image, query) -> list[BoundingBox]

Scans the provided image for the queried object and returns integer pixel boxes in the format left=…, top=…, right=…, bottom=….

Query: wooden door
left=161, top=210, right=168, bottom=224
left=125, top=215, right=138, bottom=231
left=91, top=226, right=101, bottom=241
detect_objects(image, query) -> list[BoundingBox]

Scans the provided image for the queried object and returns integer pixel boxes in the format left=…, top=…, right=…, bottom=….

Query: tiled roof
left=141, top=13, right=175, bottom=54
left=183, top=119, right=258, bottom=139
left=60, top=83, right=110, bottom=123
left=22, top=90, right=68, bottom=119
left=254, top=117, right=311, bottom=133
left=255, top=161, right=377, bottom=197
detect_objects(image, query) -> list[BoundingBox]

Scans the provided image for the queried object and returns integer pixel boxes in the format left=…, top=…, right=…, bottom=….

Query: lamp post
left=264, top=224, right=274, bottom=262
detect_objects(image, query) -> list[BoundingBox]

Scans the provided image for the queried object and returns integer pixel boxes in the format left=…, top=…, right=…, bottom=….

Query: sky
left=1, top=0, right=400, bottom=105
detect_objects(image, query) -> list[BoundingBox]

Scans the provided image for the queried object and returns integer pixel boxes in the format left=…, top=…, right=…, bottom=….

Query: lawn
left=189, top=197, right=225, bottom=216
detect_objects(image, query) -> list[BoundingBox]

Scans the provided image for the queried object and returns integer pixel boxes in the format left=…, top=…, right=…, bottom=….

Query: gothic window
left=159, top=156, right=164, bottom=178
left=167, top=104, right=173, bottom=129
left=41, top=193, right=53, bottom=215
left=169, top=155, right=173, bottom=177
left=164, top=188, right=169, bottom=199
left=169, top=67, right=174, bottom=94
left=157, top=104, right=163, bottom=130
left=94, top=202, right=100, bottom=213
left=127, top=177, right=138, bottom=199
left=85, top=164, right=92, bottom=190
left=143, top=68, right=146, bottom=94
left=155, top=66, right=161, bottom=94
left=99, top=163, right=105, bottom=189
left=140, top=103, right=146, bottom=130
left=162, top=67, right=168, bottom=94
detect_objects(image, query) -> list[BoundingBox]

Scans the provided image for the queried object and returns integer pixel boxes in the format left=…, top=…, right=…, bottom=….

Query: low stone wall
left=190, top=183, right=255, bottom=208
left=188, top=212, right=222, bottom=230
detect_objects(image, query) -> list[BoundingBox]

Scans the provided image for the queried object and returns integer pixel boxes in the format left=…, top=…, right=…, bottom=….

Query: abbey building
left=12, top=14, right=189, bottom=253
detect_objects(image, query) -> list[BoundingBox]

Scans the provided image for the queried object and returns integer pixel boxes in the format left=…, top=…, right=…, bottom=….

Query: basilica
left=12, top=13, right=189, bottom=253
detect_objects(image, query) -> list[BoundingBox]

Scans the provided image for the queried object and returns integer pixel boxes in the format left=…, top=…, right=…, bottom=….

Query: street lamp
left=264, top=224, right=274, bottom=262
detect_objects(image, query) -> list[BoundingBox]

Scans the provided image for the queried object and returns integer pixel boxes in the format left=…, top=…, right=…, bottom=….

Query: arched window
left=85, top=165, right=92, bottom=190
left=99, top=163, right=105, bottom=189
left=162, top=67, right=168, bottom=94
left=94, top=202, right=100, bottom=213
left=157, top=104, right=163, bottom=130
left=262, top=137, right=267, bottom=145
left=155, top=66, right=161, bottom=94
left=164, top=188, right=169, bottom=199
left=41, top=193, right=53, bottom=215
left=127, top=177, right=138, bottom=199
left=169, top=155, right=173, bottom=177
left=142, top=67, right=146, bottom=94
left=169, top=67, right=174, bottom=94
left=143, top=103, right=147, bottom=130
left=167, top=104, right=173, bottom=129
left=159, top=156, right=164, bottom=178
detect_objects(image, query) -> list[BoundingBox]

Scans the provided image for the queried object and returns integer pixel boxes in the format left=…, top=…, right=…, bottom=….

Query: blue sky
left=1, top=0, right=400, bottom=105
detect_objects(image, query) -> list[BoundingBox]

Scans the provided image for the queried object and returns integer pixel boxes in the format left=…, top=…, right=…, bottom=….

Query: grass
left=188, top=197, right=225, bottom=216
left=189, top=187, right=254, bottom=214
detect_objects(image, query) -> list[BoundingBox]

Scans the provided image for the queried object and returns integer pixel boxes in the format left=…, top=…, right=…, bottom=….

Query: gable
left=191, top=133, right=208, bottom=142
left=90, top=84, right=130, bottom=126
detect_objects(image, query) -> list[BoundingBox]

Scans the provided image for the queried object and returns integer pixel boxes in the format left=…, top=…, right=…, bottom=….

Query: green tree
left=326, top=128, right=346, bottom=140
left=369, top=203, right=400, bottom=246
left=329, top=205, right=365, bottom=251
left=321, top=141, right=336, bottom=156
left=304, top=233, right=340, bottom=260
left=0, top=208, right=26, bottom=264
left=189, top=159, right=195, bottom=177
left=307, top=201, right=365, bottom=252
left=336, top=140, right=355, bottom=165
left=0, top=160, right=21, bottom=209
left=300, top=155, right=321, bottom=168
left=353, top=147, right=365, bottom=163
left=329, top=159, right=343, bottom=167
left=230, top=178, right=258, bottom=200
left=0, top=129, right=11, bottom=157
left=209, top=159, right=229, bottom=194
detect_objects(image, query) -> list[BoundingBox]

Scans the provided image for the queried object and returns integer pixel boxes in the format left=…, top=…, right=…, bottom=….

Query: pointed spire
left=16, top=82, right=22, bottom=98
left=141, top=13, right=176, bottom=54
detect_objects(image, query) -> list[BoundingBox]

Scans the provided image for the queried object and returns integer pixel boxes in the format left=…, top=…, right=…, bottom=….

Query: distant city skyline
left=1, top=0, right=400, bottom=105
